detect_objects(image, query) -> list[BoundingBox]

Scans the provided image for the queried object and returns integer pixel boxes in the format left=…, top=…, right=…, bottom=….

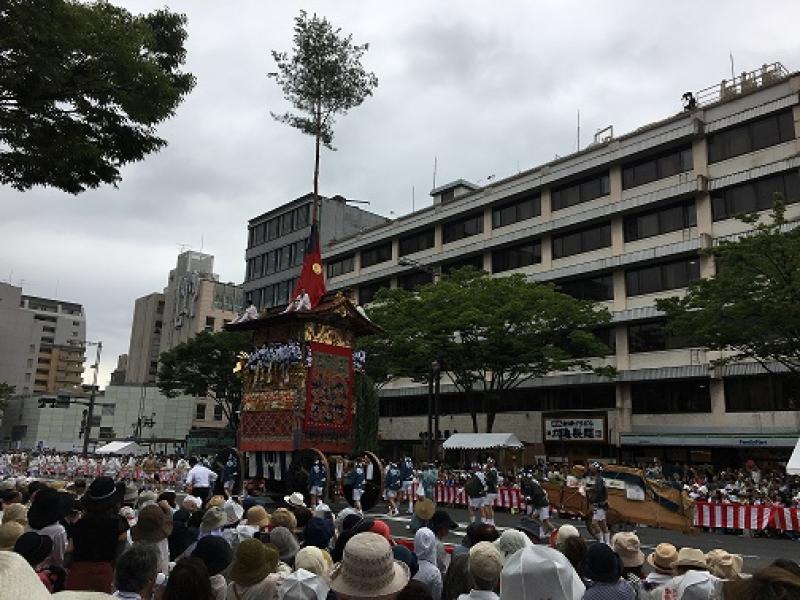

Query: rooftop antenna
left=729, top=51, right=735, bottom=81
left=577, top=109, right=581, bottom=151
left=177, top=243, right=190, bottom=253
left=432, top=156, right=438, bottom=190
left=200, top=234, right=204, bottom=253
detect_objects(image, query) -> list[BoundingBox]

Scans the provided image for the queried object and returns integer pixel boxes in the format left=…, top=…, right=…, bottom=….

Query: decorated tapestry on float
left=304, top=342, right=353, bottom=435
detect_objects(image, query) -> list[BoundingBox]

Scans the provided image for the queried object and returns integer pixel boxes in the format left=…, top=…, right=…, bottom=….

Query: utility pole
left=77, top=340, right=102, bottom=456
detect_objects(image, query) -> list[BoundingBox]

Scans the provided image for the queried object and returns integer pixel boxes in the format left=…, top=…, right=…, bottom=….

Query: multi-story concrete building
left=126, top=252, right=244, bottom=387
left=244, top=193, right=389, bottom=309
left=0, top=283, right=86, bottom=397
left=125, top=292, right=164, bottom=385
left=322, top=63, right=800, bottom=467
left=0, top=386, right=195, bottom=453
left=110, top=354, right=127, bottom=385
left=159, top=251, right=244, bottom=353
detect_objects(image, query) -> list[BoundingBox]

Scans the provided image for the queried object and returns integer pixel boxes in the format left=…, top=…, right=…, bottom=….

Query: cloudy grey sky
left=1, top=0, right=798, bottom=386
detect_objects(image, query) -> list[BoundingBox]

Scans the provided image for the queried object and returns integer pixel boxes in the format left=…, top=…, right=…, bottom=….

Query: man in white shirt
left=185, top=456, right=217, bottom=504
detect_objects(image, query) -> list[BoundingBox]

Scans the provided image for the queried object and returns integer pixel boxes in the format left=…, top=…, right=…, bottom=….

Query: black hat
left=27, top=486, right=60, bottom=529
left=192, top=535, right=233, bottom=576
left=14, top=531, right=53, bottom=567
left=392, top=544, right=419, bottom=577
left=81, top=476, right=125, bottom=512
left=515, top=516, right=542, bottom=544
left=583, top=542, right=623, bottom=584
left=430, top=510, right=458, bottom=532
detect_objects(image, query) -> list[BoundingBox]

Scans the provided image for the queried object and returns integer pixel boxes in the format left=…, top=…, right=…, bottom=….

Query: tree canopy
left=0, top=382, right=14, bottom=411
left=658, top=201, right=800, bottom=374
left=269, top=10, right=378, bottom=200
left=360, top=268, right=615, bottom=432
left=0, top=0, right=195, bottom=193
left=158, top=331, right=249, bottom=431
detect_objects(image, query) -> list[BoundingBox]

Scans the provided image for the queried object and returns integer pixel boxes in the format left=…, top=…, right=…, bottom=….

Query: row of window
left=195, top=403, right=224, bottom=421
left=245, top=240, right=305, bottom=281
left=708, top=109, right=794, bottom=164
left=361, top=251, right=699, bottom=301
left=711, top=169, right=799, bottom=221
left=246, top=278, right=297, bottom=310
left=248, top=204, right=311, bottom=248
left=622, top=146, right=693, bottom=190
left=338, top=161, right=796, bottom=273
left=379, top=384, right=617, bottom=417
left=399, top=228, right=435, bottom=256
left=378, top=375, right=800, bottom=418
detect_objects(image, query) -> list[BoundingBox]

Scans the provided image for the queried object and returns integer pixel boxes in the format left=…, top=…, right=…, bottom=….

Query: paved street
left=360, top=502, right=799, bottom=572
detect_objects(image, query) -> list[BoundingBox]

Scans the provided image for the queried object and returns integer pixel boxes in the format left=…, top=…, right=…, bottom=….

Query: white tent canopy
left=788, top=438, right=800, bottom=475
left=95, top=441, right=146, bottom=456
left=442, top=433, right=524, bottom=450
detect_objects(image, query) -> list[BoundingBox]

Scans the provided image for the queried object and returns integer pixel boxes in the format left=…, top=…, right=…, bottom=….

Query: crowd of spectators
left=0, top=469, right=799, bottom=599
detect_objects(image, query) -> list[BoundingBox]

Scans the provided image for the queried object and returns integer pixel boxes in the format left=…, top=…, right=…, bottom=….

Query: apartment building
left=0, top=283, right=86, bottom=397
left=125, top=292, right=164, bottom=385
left=322, top=63, right=800, bottom=467
left=244, top=193, right=389, bottom=309
left=159, top=251, right=244, bottom=353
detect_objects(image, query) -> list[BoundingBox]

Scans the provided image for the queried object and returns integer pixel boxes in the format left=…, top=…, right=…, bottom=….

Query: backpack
left=464, top=473, right=485, bottom=498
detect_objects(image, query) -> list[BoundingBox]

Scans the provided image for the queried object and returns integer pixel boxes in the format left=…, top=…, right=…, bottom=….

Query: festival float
left=225, top=222, right=384, bottom=509
left=543, top=464, right=696, bottom=533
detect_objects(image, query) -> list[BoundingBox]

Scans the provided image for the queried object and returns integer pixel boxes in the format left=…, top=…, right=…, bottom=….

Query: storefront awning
left=788, top=438, right=800, bottom=475
left=442, top=433, right=524, bottom=450
left=95, top=441, right=146, bottom=455
left=621, top=432, right=798, bottom=448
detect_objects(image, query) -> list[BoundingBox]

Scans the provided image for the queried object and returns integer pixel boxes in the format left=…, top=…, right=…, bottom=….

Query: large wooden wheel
left=286, top=448, right=329, bottom=505
left=341, top=450, right=384, bottom=511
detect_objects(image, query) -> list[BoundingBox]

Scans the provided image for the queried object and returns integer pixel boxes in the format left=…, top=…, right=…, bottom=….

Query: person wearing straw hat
left=65, top=476, right=129, bottom=592
left=458, top=541, right=503, bottom=600
left=227, top=538, right=282, bottom=600
left=672, top=547, right=708, bottom=575
left=705, top=549, right=744, bottom=581
left=0, top=520, right=24, bottom=551
left=644, top=543, right=678, bottom=589
left=409, top=497, right=435, bottom=533
left=2, top=502, right=27, bottom=527
left=131, top=504, right=173, bottom=574
left=285, top=491, right=307, bottom=510
left=330, top=532, right=410, bottom=600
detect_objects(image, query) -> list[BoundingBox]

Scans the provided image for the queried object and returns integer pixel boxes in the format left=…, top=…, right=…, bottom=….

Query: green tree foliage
left=360, top=268, right=614, bottom=432
left=658, top=200, right=800, bottom=374
left=158, top=331, right=249, bottom=431
left=269, top=10, right=378, bottom=201
left=354, top=372, right=379, bottom=452
left=0, top=0, right=195, bottom=193
left=0, top=382, right=14, bottom=410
